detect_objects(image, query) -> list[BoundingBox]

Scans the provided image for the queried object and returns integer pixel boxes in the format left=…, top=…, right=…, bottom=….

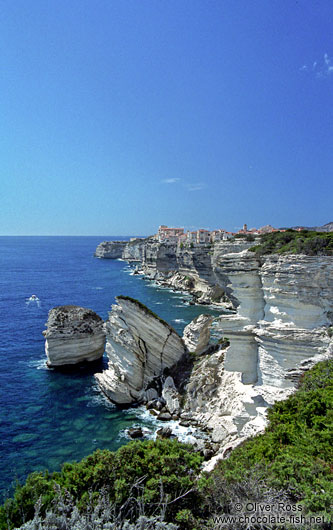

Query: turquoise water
left=0, top=237, right=221, bottom=501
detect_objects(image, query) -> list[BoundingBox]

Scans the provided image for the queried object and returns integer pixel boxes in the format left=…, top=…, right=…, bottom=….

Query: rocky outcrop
left=94, top=235, right=333, bottom=463
left=43, top=306, right=106, bottom=367
left=95, top=296, right=187, bottom=405
left=177, top=252, right=333, bottom=468
left=161, top=376, right=181, bottom=415
left=183, top=314, right=214, bottom=355
left=95, top=241, right=127, bottom=259
left=122, top=239, right=147, bottom=262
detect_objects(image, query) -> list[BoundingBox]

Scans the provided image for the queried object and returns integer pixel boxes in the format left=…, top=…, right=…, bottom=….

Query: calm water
left=0, top=236, right=220, bottom=500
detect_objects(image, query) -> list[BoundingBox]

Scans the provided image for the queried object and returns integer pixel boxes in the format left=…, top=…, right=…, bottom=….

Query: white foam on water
left=172, top=319, right=187, bottom=324
left=28, top=359, right=51, bottom=371
left=87, top=389, right=116, bottom=410
left=134, top=407, right=206, bottom=444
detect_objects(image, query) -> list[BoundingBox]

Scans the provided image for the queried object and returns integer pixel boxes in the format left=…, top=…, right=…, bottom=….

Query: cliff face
left=214, top=253, right=333, bottom=385
left=95, top=241, right=128, bottom=259
left=94, top=237, right=333, bottom=460
left=43, top=306, right=106, bottom=367
left=122, top=238, right=148, bottom=262
left=139, top=239, right=253, bottom=305
left=178, top=251, right=333, bottom=466
left=95, top=297, right=186, bottom=405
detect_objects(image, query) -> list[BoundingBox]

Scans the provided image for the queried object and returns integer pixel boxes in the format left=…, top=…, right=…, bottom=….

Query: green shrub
left=249, top=230, right=333, bottom=255
left=0, top=440, right=204, bottom=529
left=203, top=360, right=333, bottom=521
left=2, top=361, right=332, bottom=529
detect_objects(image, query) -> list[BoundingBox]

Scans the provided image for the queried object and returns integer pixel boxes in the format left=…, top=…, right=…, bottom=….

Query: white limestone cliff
left=43, top=306, right=106, bottom=367
left=183, top=314, right=214, bottom=355
left=95, top=241, right=127, bottom=259
left=178, top=251, right=333, bottom=468
left=95, top=296, right=187, bottom=405
left=93, top=236, right=333, bottom=463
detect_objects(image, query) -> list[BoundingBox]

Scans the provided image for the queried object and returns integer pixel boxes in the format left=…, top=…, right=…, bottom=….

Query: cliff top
left=45, top=305, right=104, bottom=335
left=249, top=230, right=333, bottom=256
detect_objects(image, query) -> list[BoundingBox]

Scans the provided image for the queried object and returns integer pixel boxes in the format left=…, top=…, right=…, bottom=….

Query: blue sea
left=0, top=236, right=221, bottom=501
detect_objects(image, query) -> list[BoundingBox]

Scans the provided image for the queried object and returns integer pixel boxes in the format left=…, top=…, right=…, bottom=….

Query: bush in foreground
left=0, top=440, right=203, bottom=530
left=1, top=360, right=332, bottom=530
left=200, top=359, right=333, bottom=527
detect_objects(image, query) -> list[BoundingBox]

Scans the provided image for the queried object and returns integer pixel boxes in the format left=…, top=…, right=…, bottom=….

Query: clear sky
left=0, top=1, right=332, bottom=235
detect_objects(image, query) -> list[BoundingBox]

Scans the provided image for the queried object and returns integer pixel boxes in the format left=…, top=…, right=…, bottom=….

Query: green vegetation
left=249, top=229, right=333, bottom=255
left=1, top=440, right=203, bottom=530
left=202, top=359, right=333, bottom=523
left=2, top=360, right=332, bottom=529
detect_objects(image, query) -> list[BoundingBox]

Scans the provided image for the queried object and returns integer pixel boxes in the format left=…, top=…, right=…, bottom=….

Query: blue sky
left=1, top=1, right=332, bottom=235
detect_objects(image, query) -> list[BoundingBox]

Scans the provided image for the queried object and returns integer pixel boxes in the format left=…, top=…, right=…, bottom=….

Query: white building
left=196, top=229, right=211, bottom=244
left=157, top=225, right=184, bottom=243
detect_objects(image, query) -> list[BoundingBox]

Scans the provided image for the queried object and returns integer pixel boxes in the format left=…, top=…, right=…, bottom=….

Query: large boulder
left=95, top=296, right=187, bottom=405
left=162, top=376, right=181, bottom=415
left=43, top=306, right=105, bottom=367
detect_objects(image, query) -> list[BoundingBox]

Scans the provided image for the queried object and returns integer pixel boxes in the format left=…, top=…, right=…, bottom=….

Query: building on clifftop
left=157, top=225, right=184, bottom=243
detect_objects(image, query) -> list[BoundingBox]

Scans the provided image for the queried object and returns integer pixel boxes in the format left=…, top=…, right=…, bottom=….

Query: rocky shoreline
left=42, top=237, right=333, bottom=469
left=91, top=237, right=333, bottom=468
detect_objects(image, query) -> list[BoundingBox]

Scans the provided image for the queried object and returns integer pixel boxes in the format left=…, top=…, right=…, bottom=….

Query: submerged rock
left=128, top=427, right=144, bottom=439
left=43, top=306, right=105, bottom=367
left=95, top=296, right=187, bottom=405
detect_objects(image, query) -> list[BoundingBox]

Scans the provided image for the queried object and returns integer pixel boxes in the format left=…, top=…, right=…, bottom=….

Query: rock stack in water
left=95, top=296, right=187, bottom=405
left=43, top=306, right=106, bottom=367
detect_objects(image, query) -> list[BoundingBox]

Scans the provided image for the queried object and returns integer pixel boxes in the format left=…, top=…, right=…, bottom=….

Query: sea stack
left=95, top=296, right=187, bottom=405
left=43, top=305, right=106, bottom=367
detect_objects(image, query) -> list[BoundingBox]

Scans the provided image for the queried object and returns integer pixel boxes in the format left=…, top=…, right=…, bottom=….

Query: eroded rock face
left=95, top=241, right=127, bottom=259
left=43, top=306, right=106, bottom=367
left=182, top=314, right=213, bottom=355
left=179, top=252, right=333, bottom=469
left=93, top=236, right=333, bottom=463
left=122, top=239, right=148, bottom=262
left=95, top=297, right=187, bottom=405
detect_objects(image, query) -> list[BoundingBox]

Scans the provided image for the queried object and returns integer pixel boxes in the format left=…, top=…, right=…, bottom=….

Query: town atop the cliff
left=150, top=223, right=318, bottom=245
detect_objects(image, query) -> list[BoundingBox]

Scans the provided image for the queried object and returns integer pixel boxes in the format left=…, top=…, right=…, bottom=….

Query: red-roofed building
left=196, top=229, right=211, bottom=244
left=157, top=225, right=184, bottom=243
